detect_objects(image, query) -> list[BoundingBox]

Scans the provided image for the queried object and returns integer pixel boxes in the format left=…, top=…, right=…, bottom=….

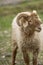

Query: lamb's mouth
left=35, top=27, right=41, bottom=32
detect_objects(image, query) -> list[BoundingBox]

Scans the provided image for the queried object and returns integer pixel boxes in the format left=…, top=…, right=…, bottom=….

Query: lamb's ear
left=16, top=13, right=28, bottom=26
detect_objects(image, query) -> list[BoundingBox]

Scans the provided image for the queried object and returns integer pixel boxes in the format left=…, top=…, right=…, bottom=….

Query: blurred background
left=0, top=0, right=43, bottom=65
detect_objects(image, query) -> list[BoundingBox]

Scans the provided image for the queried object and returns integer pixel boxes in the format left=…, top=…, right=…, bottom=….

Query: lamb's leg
left=33, top=51, right=38, bottom=65
left=22, top=48, right=30, bottom=65
left=12, top=45, right=18, bottom=65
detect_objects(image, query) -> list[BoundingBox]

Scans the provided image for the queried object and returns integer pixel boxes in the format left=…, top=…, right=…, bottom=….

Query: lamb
left=12, top=10, right=42, bottom=65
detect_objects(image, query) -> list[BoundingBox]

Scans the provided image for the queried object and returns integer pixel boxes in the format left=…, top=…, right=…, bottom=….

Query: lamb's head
left=17, top=10, right=42, bottom=35
left=30, top=10, right=42, bottom=32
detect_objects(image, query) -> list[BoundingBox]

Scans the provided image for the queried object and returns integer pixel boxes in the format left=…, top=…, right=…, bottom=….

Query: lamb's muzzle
left=35, top=25, right=41, bottom=32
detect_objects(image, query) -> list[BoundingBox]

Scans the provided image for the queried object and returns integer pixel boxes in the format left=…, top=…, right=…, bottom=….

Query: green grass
left=0, top=15, right=14, bottom=53
left=0, top=0, right=43, bottom=15
left=0, top=0, right=43, bottom=65
left=0, top=15, right=15, bottom=30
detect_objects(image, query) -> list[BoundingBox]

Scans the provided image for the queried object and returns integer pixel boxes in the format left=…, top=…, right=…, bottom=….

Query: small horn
left=33, top=10, right=37, bottom=14
left=17, top=12, right=29, bottom=26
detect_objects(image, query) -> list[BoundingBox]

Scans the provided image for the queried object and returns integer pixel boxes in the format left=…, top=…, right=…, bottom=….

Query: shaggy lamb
left=12, top=10, right=42, bottom=65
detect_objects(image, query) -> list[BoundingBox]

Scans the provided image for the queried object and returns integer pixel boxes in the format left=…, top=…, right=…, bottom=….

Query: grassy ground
left=0, top=0, right=43, bottom=65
